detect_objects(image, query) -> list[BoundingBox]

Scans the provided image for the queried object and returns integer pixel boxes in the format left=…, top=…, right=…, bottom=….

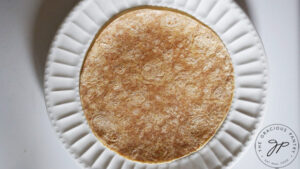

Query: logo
left=255, top=124, right=299, bottom=168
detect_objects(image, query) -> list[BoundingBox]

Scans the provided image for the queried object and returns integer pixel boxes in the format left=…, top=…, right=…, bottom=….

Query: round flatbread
left=80, top=8, right=234, bottom=163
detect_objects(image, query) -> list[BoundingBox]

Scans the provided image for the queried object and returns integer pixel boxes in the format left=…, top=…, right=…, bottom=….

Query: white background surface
left=0, top=0, right=299, bottom=169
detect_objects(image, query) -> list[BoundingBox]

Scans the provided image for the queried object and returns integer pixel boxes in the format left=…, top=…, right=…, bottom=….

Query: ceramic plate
left=44, top=0, right=268, bottom=168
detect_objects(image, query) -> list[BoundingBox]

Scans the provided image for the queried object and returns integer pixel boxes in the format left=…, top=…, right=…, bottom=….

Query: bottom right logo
left=255, top=124, right=299, bottom=168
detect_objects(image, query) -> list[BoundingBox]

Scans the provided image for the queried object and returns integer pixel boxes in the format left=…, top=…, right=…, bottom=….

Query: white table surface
left=0, top=0, right=299, bottom=169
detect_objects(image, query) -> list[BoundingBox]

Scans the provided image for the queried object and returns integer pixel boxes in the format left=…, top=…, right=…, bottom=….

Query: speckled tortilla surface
left=80, top=8, right=234, bottom=163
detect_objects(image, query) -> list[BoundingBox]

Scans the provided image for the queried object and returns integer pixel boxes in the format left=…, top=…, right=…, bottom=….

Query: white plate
left=44, top=0, right=268, bottom=168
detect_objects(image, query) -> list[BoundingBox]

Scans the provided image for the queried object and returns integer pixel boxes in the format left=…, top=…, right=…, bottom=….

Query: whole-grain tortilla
left=80, top=7, right=234, bottom=163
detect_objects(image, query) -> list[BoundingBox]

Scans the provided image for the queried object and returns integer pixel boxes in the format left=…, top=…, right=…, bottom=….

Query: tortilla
left=80, top=8, right=234, bottom=163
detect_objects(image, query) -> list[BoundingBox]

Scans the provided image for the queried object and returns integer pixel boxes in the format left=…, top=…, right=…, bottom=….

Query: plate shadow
left=235, top=0, right=253, bottom=20
left=31, top=0, right=80, bottom=90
